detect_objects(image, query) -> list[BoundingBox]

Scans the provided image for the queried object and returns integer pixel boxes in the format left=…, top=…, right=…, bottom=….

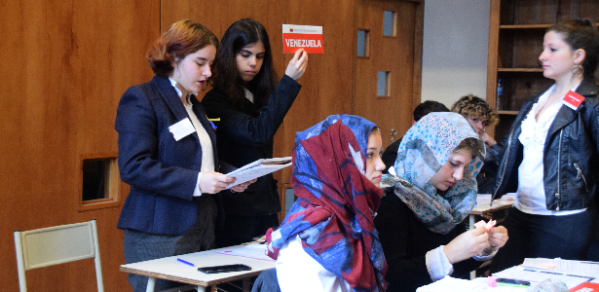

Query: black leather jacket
left=486, top=78, right=599, bottom=211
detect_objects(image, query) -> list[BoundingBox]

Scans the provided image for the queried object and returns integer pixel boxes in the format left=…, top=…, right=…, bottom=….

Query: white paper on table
left=216, top=243, right=274, bottom=262
left=522, top=258, right=599, bottom=277
left=492, top=265, right=592, bottom=288
left=416, top=276, right=520, bottom=292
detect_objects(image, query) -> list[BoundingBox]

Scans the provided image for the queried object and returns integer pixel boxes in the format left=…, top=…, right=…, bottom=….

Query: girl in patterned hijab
left=267, top=115, right=387, bottom=292
left=375, top=112, right=509, bottom=291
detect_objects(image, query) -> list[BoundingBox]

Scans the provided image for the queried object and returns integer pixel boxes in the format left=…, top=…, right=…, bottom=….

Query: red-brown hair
left=147, top=19, right=218, bottom=76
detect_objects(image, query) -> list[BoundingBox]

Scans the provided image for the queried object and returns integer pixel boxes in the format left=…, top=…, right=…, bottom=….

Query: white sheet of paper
left=168, top=118, right=195, bottom=141
left=492, top=265, right=591, bottom=288
left=216, top=243, right=274, bottom=262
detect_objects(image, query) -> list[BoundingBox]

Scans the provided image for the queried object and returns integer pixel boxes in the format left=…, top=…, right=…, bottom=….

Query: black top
left=374, top=191, right=481, bottom=292
left=382, top=138, right=402, bottom=174
left=201, top=75, right=301, bottom=216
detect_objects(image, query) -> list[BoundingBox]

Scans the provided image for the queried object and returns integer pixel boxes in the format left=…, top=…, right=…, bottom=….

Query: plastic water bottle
left=496, top=79, right=503, bottom=110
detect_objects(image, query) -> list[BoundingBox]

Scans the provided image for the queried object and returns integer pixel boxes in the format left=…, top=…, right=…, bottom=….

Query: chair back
left=14, top=220, right=104, bottom=292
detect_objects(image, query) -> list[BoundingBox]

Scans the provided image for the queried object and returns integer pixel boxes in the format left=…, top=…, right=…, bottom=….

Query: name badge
left=563, top=90, right=585, bottom=110
left=168, top=118, right=195, bottom=141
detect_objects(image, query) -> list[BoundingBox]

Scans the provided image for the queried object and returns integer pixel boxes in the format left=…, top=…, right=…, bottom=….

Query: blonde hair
left=451, top=94, right=499, bottom=126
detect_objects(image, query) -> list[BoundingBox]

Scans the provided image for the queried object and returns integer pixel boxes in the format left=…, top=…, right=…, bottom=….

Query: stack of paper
left=492, top=258, right=599, bottom=288
left=226, top=157, right=292, bottom=189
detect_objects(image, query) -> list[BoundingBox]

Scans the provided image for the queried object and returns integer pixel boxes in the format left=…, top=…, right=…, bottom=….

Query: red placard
left=282, top=24, right=324, bottom=54
left=570, top=282, right=599, bottom=292
left=563, top=90, right=585, bottom=110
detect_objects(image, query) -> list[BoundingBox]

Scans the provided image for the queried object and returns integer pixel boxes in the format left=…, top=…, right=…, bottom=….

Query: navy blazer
left=115, top=75, right=231, bottom=235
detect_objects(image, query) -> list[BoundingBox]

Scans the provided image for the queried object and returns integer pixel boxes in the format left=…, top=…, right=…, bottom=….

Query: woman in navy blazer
left=115, top=20, right=251, bottom=292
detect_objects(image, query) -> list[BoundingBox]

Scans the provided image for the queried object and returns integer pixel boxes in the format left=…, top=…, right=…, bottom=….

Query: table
left=120, top=243, right=276, bottom=292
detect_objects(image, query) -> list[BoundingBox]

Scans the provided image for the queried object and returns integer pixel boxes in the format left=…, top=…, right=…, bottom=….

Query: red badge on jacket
left=563, top=90, right=585, bottom=110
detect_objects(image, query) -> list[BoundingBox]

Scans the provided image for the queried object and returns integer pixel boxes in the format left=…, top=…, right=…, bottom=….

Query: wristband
left=472, top=248, right=498, bottom=261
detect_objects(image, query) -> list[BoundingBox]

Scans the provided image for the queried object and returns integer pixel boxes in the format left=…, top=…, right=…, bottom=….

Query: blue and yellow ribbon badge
left=206, top=117, right=220, bottom=131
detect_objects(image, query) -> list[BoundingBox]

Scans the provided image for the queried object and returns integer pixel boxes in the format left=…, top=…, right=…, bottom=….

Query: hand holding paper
left=488, top=225, right=508, bottom=251
left=474, top=219, right=508, bottom=251
left=230, top=179, right=256, bottom=193
left=444, top=226, right=489, bottom=264
left=474, top=219, right=496, bottom=232
left=199, top=171, right=236, bottom=194
left=285, top=49, right=308, bottom=80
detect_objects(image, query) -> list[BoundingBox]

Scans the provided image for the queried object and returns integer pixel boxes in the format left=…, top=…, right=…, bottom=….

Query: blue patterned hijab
left=383, top=112, right=485, bottom=234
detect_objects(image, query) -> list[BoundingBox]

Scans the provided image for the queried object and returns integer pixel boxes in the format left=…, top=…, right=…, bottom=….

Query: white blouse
left=516, top=84, right=584, bottom=216
left=276, top=235, right=351, bottom=292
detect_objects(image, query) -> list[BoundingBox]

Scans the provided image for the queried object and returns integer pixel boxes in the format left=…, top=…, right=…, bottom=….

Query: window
left=377, top=71, right=390, bottom=97
left=80, top=155, right=120, bottom=211
left=383, top=10, right=396, bottom=36
left=357, top=30, right=370, bottom=57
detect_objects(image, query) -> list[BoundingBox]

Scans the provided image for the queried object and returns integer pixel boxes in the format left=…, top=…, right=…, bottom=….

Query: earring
left=571, top=64, right=584, bottom=77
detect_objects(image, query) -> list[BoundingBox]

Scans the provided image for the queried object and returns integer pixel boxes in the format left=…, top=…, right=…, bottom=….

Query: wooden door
left=353, top=0, right=423, bottom=148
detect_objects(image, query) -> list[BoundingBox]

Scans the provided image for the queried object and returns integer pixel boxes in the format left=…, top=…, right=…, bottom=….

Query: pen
left=177, top=258, right=194, bottom=267
left=496, top=283, right=528, bottom=288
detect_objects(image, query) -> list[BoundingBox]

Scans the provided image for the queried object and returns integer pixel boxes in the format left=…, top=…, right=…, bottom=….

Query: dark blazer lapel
left=548, top=78, right=599, bottom=136
left=152, top=75, right=190, bottom=123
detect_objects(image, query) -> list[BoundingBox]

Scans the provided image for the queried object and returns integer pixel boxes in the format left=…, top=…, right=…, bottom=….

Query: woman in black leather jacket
left=488, top=19, right=599, bottom=272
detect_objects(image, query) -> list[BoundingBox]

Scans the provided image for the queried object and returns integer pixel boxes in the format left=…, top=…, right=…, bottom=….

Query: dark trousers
left=215, top=213, right=279, bottom=248
left=123, top=195, right=217, bottom=292
left=491, top=206, right=597, bottom=273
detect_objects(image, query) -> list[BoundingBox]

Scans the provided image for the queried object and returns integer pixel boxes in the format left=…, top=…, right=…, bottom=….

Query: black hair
left=212, top=19, right=277, bottom=110
left=413, top=100, right=450, bottom=121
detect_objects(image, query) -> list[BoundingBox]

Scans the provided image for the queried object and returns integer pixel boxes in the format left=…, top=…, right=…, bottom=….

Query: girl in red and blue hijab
left=266, top=115, right=387, bottom=292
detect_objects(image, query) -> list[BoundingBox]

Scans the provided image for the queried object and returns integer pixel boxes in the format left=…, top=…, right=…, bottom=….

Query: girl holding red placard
left=202, top=19, right=308, bottom=249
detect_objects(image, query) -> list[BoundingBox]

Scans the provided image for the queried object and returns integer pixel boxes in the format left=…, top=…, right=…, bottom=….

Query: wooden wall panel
left=0, top=0, right=159, bottom=291
left=354, top=0, right=418, bottom=148
left=160, top=0, right=287, bottom=79
left=279, top=0, right=356, bottom=174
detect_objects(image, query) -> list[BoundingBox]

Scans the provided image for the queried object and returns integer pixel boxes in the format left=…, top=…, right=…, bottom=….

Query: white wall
left=421, top=0, right=491, bottom=108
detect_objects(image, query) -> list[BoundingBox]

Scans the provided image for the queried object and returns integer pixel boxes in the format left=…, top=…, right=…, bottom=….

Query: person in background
left=267, top=115, right=387, bottom=292
left=115, top=20, right=252, bottom=292
left=451, top=95, right=500, bottom=193
left=451, top=94, right=500, bottom=148
left=375, top=112, right=508, bottom=292
left=202, top=19, right=308, bottom=248
left=381, top=100, right=449, bottom=174
left=488, top=18, right=599, bottom=272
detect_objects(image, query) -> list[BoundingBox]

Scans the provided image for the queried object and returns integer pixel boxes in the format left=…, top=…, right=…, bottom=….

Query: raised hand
left=285, top=49, right=309, bottom=80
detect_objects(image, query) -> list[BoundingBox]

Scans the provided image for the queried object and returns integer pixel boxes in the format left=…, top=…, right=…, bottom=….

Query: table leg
left=469, top=214, right=476, bottom=280
left=469, top=214, right=474, bottom=230
left=196, top=285, right=206, bottom=292
left=146, top=277, right=156, bottom=292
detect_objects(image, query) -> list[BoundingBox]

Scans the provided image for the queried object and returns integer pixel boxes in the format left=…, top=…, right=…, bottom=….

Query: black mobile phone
left=496, top=278, right=531, bottom=286
left=197, top=264, right=252, bottom=274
